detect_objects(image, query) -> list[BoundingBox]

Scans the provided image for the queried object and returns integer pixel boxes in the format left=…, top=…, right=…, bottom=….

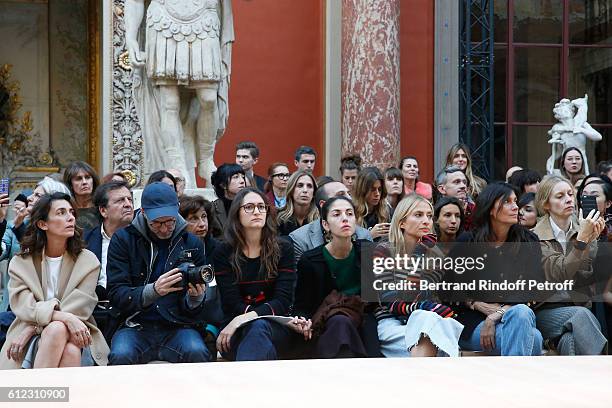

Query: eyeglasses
left=272, top=173, right=290, bottom=180
left=241, top=203, right=268, bottom=214
left=149, top=219, right=176, bottom=229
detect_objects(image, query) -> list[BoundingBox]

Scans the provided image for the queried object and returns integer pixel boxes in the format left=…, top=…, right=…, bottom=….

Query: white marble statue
left=125, top=0, right=234, bottom=187
left=546, top=94, right=602, bottom=176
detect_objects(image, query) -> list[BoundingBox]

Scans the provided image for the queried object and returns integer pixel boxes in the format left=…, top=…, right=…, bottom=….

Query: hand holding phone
left=0, top=178, right=8, bottom=196
left=581, top=195, right=598, bottom=219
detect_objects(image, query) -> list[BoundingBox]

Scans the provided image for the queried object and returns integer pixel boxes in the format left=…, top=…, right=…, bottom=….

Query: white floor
left=0, top=356, right=611, bottom=407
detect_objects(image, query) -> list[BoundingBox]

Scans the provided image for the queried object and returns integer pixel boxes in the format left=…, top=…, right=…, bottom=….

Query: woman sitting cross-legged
left=213, top=188, right=299, bottom=361
left=0, top=192, right=109, bottom=369
left=374, top=194, right=464, bottom=357
left=294, top=196, right=379, bottom=358
left=449, top=182, right=544, bottom=356
left=532, top=175, right=607, bottom=355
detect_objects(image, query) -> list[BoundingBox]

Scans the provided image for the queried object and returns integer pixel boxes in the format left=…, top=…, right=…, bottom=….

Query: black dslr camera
left=174, top=249, right=215, bottom=288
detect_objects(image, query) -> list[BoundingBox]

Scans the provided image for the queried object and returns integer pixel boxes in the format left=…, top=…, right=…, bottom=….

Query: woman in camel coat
left=0, top=192, right=109, bottom=369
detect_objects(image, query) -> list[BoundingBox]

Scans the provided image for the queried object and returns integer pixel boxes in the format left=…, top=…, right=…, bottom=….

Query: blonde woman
left=353, top=167, right=390, bottom=240
left=276, top=170, right=318, bottom=236
left=445, top=143, right=487, bottom=198
left=532, top=175, right=607, bottom=355
left=374, top=194, right=463, bottom=357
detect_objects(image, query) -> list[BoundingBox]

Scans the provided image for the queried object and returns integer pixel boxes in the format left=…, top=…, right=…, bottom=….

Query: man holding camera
left=106, top=182, right=221, bottom=365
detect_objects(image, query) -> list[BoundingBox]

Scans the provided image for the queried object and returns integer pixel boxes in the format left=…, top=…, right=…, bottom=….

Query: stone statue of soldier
left=125, top=0, right=234, bottom=187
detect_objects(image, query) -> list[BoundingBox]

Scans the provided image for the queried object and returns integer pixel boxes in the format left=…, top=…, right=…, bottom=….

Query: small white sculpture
left=124, top=0, right=234, bottom=187
left=546, top=94, right=602, bottom=176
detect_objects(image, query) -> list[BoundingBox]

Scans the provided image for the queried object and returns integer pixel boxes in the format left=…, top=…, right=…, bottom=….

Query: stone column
left=341, top=0, right=400, bottom=171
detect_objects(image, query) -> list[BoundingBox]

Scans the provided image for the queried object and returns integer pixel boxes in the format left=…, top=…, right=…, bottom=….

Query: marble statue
left=546, top=94, right=602, bottom=175
left=124, top=0, right=234, bottom=187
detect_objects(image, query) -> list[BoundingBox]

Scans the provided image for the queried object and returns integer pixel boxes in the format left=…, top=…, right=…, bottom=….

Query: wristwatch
left=574, top=239, right=588, bottom=251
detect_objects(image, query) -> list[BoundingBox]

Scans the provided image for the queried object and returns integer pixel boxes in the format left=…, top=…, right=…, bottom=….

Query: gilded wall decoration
left=111, top=0, right=144, bottom=186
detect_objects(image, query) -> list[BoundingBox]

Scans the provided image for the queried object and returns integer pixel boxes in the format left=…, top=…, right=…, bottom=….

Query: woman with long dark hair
left=558, top=147, right=586, bottom=186
left=444, top=143, right=487, bottom=199
left=518, top=192, right=537, bottom=229
left=399, top=156, right=432, bottom=200
left=212, top=188, right=298, bottom=360
left=353, top=167, right=390, bottom=240
left=433, top=196, right=464, bottom=254
left=276, top=170, right=318, bottom=236
left=384, top=167, right=403, bottom=215
left=0, top=192, right=108, bottom=369
left=450, top=182, right=544, bottom=356
left=63, top=161, right=101, bottom=230
left=295, top=196, right=374, bottom=358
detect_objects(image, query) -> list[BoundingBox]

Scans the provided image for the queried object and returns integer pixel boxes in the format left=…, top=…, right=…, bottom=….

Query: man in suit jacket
left=289, top=180, right=372, bottom=265
left=84, top=181, right=134, bottom=300
left=235, top=141, right=267, bottom=191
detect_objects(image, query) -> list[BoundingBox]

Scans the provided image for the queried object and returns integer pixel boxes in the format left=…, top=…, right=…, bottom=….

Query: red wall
left=202, top=0, right=434, bottom=185
left=400, top=0, right=435, bottom=183
left=203, top=0, right=325, bottom=186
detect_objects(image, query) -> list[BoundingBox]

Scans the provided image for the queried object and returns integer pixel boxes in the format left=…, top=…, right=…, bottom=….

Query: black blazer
left=294, top=239, right=368, bottom=319
left=84, top=226, right=103, bottom=261
left=83, top=226, right=107, bottom=300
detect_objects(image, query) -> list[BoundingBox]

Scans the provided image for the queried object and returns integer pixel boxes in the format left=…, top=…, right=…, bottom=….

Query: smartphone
left=0, top=178, right=8, bottom=196
left=581, top=195, right=598, bottom=218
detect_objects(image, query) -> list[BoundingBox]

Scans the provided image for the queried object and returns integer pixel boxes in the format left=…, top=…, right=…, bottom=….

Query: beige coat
left=0, top=249, right=109, bottom=369
left=532, top=214, right=597, bottom=284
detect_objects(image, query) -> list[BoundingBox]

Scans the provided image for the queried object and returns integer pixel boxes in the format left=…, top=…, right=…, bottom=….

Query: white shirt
left=99, top=224, right=111, bottom=288
left=549, top=217, right=572, bottom=254
left=45, top=255, right=63, bottom=301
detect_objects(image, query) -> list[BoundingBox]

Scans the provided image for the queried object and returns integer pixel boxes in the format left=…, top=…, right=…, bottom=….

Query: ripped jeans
left=459, top=304, right=543, bottom=356
left=378, top=310, right=464, bottom=357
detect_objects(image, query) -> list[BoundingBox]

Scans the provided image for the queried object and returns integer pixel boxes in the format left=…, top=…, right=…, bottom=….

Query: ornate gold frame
left=87, top=0, right=101, bottom=171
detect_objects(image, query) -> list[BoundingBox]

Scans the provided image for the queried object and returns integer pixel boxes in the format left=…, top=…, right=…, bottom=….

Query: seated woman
left=276, top=170, right=318, bottom=236
left=451, top=182, right=543, bottom=356
left=0, top=192, right=109, bottom=369
left=444, top=143, right=487, bottom=199
left=264, top=162, right=290, bottom=209
left=400, top=156, right=432, bottom=200
left=580, top=178, right=612, bottom=341
left=210, top=164, right=247, bottom=238
left=433, top=196, right=464, bottom=255
left=354, top=167, right=390, bottom=240
left=213, top=188, right=297, bottom=361
left=375, top=194, right=464, bottom=357
left=339, top=155, right=362, bottom=195
left=384, top=167, right=403, bottom=216
left=532, top=175, right=607, bottom=355
left=63, top=161, right=101, bottom=231
left=558, top=147, right=586, bottom=187
left=295, top=196, right=375, bottom=358
left=518, top=192, right=537, bottom=229
left=179, top=195, right=222, bottom=258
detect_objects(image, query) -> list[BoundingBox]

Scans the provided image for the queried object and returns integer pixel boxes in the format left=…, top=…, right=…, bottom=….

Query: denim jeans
left=109, top=325, right=211, bottom=365
left=459, top=304, right=543, bottom=356
left=225, top=319, right=291, bottom=361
